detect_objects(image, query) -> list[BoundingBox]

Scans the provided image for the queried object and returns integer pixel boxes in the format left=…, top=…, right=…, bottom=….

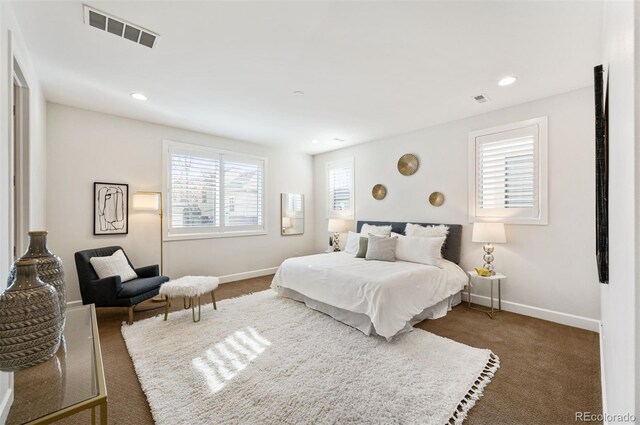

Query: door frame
left=10, top=57, right=30, bottom=260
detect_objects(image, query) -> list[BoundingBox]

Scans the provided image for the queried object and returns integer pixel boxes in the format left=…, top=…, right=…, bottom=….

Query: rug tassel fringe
left=448, top=352, right=500, bottom=425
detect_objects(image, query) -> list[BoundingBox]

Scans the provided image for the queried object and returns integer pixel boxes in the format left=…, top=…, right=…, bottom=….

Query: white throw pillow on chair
left=90, top=249, right=138, bottom=283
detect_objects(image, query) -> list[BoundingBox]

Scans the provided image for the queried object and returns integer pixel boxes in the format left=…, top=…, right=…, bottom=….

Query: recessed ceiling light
left=293, top=90, right=304, bottom=95
left=498, top=76, right=517, bottom=86
left=131, top=92, right=147, bottom=101
left=311, top=139, right=319, bottom=144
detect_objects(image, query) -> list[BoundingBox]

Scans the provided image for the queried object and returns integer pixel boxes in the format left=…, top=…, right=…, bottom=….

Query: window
left=326, top=158, right=354, bottom=219
left=164, top=140, right=266, bottom=239
left=468, top=117, right=548, bottom=224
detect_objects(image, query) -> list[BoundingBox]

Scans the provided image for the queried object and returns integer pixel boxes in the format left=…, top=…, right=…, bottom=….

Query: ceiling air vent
left=473, top=94, right=489, bottom=104
left=83, top=5, right=159, bottom=49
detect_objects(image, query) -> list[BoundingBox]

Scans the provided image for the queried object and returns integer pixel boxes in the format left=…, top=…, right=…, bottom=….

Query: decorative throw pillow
left=395, top=235, right=446, bottom=267
left=90, top=249, right=138, bottom=283
left=405, top=223, right=449, bottom=238
left=365, top=234, right=398, bottom=262
left=361, top=223, right=392, bottom=237
left=355, top=237, right=369, bottom=258
left=344, top=231, right=363, bottom=254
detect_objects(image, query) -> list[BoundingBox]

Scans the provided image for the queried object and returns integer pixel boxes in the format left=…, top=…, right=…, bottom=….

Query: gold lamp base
left=482, top=243, right=496, bottom=276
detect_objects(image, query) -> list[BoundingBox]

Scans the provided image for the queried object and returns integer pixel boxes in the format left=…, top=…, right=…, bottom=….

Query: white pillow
left=405, top=223, right=449, bottom=238
left=361, top=223, right=392, bottom=237
left=344, top=231, right=363, bottom=254
left=90, top=249, right=138, bottom=283
left=395, top=235, right=446, bottom=267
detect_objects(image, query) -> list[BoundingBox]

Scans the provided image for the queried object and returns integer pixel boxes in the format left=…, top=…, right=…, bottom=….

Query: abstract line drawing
left=94, top=182, right=129, bottom=235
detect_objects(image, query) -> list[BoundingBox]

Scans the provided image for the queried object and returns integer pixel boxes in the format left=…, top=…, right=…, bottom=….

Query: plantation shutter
left=474, top=125, right=539, bottom=219
left=222, top=156, right=264, bottom=230
left=166, top=141, right=266, bottom=236
left=327, top=159, right=354, bottom=218
left=169, top=149, right=220, bottom=231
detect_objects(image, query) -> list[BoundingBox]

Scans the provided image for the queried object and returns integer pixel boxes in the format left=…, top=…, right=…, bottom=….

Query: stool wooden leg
left=211, top=291, right=217, bottom=310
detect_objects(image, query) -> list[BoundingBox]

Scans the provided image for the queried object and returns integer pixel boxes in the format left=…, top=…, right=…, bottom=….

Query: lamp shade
left=133, top=193, right=160, bottom=211
left=472, top=223, right=506, bottom=243
left=327, top=219, right=346, bottom=233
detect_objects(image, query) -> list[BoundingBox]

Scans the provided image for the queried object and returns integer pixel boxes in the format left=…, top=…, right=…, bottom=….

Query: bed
left=271, top=221, right=467, bottom=340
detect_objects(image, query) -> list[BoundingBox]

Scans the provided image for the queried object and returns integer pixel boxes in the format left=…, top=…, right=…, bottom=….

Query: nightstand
left=466, top=271, right=506, bottom=319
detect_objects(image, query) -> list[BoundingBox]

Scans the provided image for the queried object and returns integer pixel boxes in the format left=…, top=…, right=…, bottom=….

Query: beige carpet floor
left=11, top=275, right=601, bottom=425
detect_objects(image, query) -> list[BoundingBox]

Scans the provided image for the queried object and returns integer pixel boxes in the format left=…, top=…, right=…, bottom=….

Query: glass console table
left=6, top=304, right=107, bottom=424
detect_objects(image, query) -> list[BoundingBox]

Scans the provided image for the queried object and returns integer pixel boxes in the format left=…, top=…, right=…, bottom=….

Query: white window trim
left=162, top=139, right=267, bottom=241
left=326, top=157, right=355, bottom=220
left=468, top=117, right=548, bottom=225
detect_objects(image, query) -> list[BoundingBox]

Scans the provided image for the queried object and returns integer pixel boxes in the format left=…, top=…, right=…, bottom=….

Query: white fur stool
left=159, top=276, right=219, bottom=322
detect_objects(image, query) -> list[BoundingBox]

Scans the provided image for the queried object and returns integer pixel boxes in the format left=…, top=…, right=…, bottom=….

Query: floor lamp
left=133, top=192, right=164, bottom=301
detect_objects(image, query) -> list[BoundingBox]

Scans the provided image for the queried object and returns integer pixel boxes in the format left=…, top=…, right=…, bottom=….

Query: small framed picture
left=94, top=182, right=129, bottom=235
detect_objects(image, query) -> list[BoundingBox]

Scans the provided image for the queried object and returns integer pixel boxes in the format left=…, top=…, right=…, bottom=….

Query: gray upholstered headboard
left=356, top=221, right=463, bottom=264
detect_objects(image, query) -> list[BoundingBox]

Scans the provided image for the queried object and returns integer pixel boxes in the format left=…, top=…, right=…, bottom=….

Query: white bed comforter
left=271, top=252, right=468, bottom=338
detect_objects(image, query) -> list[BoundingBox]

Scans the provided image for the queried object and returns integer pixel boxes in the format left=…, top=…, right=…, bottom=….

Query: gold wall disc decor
left=372, top=184, right=387, bottom=200
left=397, top=154, right=419, bottom=176
left=429, top=192, right=445, bottom=207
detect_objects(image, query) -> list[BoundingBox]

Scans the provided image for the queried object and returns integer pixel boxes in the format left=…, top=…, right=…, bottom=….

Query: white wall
left=0, top=2, right=47, bottom=423
left=314, top=87, right=600, bottom=331
left=600, top=0, right=638, bottom=421
left=46, top=103, right=315, bottom=304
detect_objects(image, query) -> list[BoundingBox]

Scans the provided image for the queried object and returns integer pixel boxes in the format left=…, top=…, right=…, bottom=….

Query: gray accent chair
left=74, top=246, right=169, bottom=324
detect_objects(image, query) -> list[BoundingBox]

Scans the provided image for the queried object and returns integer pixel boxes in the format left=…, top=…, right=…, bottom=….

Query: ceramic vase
left=0, top=259, right=63, bottom=371
left=8, top=231, right=66, bottom=322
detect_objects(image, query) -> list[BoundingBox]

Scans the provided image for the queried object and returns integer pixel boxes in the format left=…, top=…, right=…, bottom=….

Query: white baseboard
left=461, top=292, right=600, bottom=332
left=0, top=380, right=14, bottom=425
left=218, top=267, right=278, bottom=284
left=599, top=322, right=608, bottom=423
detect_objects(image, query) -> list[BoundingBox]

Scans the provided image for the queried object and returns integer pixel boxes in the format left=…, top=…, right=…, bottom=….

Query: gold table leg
left=490, top=279, right=494, bottom=319
left=467, top=275, right=503, bottom=319
left=100, top=400, right=107, bottom=425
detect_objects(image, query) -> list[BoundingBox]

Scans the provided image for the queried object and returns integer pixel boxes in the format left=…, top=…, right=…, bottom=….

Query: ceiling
left=11, top=1, right=603, bottom=154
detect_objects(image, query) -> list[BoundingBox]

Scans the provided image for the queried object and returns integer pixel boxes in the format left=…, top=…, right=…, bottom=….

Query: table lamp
left=472, top=223, right=506, bottom=275
left=327, top=219, right=346, bottom=252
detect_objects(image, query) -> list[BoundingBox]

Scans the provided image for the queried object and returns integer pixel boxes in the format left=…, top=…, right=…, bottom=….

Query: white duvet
left=271, top=252, right=468, bottom=339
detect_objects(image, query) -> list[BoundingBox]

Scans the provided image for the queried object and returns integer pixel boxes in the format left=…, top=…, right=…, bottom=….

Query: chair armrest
left=87, top=276, right=122, bottom=306
left=135, top=265, right=160, bottom=278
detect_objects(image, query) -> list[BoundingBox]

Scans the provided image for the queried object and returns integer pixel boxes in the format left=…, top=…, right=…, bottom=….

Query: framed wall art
left=94, top=182, right=129, bottom=235
left=594, top=64, right=608, bottom=284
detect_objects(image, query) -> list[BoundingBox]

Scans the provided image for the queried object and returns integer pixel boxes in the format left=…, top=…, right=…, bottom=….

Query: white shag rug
left=122, top=290, right=499, bottom=425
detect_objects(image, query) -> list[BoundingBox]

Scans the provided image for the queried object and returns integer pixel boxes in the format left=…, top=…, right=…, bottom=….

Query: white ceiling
left=11, top=1, right=602, bottom=154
